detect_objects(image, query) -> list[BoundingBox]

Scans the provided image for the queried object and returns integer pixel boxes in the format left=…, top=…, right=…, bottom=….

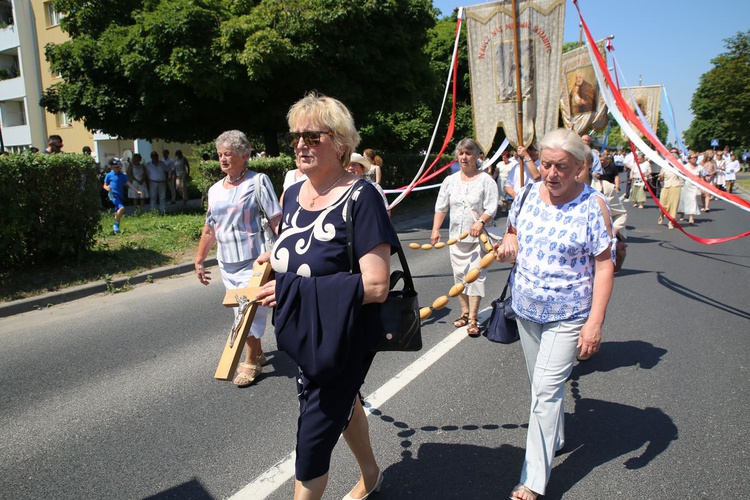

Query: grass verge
left=0, top=192, right=435, bottom=303
left=1, top=207, right=205, bottom=302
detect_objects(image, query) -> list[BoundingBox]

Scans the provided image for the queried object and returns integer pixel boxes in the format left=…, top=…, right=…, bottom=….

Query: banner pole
left=511, top=0, right=525, bottom=185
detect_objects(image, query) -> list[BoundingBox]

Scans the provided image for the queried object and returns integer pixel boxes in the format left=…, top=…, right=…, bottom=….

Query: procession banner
left=619, top=85, right=662, bottom=139
left=465, top=0, right=565, bottom=150
left=559, top=40, right=608, bottom=134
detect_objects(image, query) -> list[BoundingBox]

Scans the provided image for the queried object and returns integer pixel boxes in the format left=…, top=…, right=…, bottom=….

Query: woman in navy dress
left=257, top=93, right=398, bottom=500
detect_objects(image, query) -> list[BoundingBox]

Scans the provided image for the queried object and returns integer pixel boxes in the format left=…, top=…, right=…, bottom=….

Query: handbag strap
left=345, top=180, right=415, bottom=292
left=254, top=172, right=269, bottom=221
left=502, top=182, right=532, bottom=296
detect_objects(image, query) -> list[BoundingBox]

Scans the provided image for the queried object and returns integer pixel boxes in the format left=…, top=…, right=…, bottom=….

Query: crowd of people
left=30, top=109, right=747, bottom=499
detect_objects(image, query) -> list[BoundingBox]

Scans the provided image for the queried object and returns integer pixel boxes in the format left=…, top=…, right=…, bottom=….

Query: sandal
left=233, top=362, right=262, bottom=387
left=510, top=483, right=538, bottom=500
left=466, top=318, right=480, bottom=337
left=453, top=313, right=470, bottom=328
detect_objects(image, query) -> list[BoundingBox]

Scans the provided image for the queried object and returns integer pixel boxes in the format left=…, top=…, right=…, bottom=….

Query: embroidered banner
left=559, top=40, right=608, bottom=134
left=619, top=85, right=662, bottom=139
left=465, top=0, right=565, bottom=151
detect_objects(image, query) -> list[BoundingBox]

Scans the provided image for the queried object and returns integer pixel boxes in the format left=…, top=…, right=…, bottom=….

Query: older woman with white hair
left=496, top=128, right=616, bottom=500
left=194, top=130, right=282, bottom=387
left=431, top=137, right=498, bottom=336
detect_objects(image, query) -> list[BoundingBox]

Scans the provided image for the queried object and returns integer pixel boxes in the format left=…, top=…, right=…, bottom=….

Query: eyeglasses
left=286, top=130, right=334, bottom=147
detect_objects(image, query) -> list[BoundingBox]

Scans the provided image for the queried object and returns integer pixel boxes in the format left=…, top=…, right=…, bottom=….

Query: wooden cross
left=214, top=261, right=273, bottom=380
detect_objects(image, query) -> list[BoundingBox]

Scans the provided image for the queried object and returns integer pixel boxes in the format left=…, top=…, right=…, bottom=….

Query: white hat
left=349, top=153, right=371, bottom=172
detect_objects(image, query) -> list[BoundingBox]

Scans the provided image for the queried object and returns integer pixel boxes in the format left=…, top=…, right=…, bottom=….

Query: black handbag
left=482, top=275, right=519, bottom=344
left=346, top=182, right=422, bottom=352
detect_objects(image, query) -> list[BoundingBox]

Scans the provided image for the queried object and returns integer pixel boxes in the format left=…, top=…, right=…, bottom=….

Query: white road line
left=229, top=311, right=489, bottom=500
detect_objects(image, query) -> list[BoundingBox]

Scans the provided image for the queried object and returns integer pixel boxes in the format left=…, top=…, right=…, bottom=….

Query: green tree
left=41, top=0, right=436, bottom=155
left=684, top=30, right=750, bottom=151
left=360, top=13, right=474, bottom=153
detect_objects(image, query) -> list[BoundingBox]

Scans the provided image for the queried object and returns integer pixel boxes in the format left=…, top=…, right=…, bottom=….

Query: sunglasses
left=286, top=130, right=334, bottom=147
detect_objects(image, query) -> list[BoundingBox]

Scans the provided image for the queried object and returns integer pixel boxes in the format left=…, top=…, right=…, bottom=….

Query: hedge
left=0, top=152, right=101, bottom=268
left=191, top=155, right=295, bottom=198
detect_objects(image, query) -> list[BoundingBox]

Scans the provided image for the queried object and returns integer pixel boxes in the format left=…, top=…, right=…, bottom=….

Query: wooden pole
left=511, top=0, right=525, bottom=186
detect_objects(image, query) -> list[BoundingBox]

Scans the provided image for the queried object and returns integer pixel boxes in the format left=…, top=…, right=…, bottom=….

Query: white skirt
left=678, top=182, right=700, bottom=216
left=449, top=241, right=486, bottom=297
left=128, top=179, right=149, bottom=199
left=218, top=259, right=268, bottom=339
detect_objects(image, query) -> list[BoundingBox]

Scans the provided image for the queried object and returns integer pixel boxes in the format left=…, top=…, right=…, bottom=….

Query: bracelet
left=478, top=219, right=485, bottom=225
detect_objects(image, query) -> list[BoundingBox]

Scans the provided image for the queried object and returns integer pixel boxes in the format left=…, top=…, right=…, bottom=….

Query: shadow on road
left=659, top=241, right=750, bottom=270
left=143, top=477, right=214, bottom=499
left=656, top=271, right=750, bottom=320
left=367, top=339, right=676, bottom=499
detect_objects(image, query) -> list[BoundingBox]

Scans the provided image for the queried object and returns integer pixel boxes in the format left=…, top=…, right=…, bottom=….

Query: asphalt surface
left=1, top=178, right=750, bottom=499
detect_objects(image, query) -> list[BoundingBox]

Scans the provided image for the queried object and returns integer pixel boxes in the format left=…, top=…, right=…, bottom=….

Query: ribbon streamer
left=574, top=0, right=750, bottom=244
left=387, top=11, right=463, bottom=210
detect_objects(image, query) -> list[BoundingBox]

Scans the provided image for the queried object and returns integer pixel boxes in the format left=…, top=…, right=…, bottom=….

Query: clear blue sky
left=432, top=0, right=750, bottom=145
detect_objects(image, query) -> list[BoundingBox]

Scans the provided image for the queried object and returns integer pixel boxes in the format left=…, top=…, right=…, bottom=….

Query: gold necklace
left=307, top=171, right=346, bottom=208
left=226, top=168, right=247, bottom=184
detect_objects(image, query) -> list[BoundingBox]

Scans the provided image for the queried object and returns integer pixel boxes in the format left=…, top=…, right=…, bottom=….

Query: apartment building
left=1, top=1, right=191, bottom=161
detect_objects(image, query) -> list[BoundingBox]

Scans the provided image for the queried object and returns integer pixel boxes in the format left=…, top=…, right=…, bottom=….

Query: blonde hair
left=287, top=92, right=360, bottom=167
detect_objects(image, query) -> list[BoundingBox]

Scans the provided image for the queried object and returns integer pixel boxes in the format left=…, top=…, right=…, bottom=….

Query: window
left=56, top=111, right=72, bottom=128
left=44, top=2, right=61, bottom=27
left=2, top=100, right=26, bottom=127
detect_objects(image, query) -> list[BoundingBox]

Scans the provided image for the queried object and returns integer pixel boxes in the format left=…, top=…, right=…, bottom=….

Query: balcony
left=0, top=73, right=23, bottom=99
left=0, top=22, right=17, bottom=51
left=1, top=123, right=31, bottom=147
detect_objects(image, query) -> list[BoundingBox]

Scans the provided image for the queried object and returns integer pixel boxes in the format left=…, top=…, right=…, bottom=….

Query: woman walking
left=430, top=138, right=498, bottom=336
left=495, top=129, right=616, bottom=500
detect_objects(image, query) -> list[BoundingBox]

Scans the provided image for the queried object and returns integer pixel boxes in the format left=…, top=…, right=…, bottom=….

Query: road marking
left=229, top=313, right=488, bottom=500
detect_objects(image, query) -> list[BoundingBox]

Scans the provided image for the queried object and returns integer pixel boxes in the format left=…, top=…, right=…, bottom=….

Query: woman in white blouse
left=430, top=138, right=498, bottom=336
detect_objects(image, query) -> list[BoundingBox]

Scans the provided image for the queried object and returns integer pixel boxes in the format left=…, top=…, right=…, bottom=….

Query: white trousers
left=517, top=316, right=584, bottom=495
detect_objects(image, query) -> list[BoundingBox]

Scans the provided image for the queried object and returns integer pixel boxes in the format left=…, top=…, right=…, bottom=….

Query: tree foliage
left=42, top=0, right=436, bottom=155
left=360, top=13, right=474, bottom=154
left=684, top=30, right=750, bottom=151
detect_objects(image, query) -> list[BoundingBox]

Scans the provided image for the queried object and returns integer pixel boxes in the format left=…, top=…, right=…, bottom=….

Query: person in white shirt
left=724, top=153, right=740, bottom=193
left=496, top=150, right=518, bottom=212
left=504, top=145, right=541, bottom=200
left=162, top=149, right=177, bottom=204
left=629, top=152, right=651, bottom=209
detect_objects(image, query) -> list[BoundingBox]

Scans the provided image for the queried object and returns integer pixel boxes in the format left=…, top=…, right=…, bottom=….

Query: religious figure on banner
left=495, top=38, right=535, bottom=102
left=568, top=69, right=596, bottom=114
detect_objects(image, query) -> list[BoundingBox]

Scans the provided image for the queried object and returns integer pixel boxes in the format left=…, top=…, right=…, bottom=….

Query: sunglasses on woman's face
left=286, top=130, right=334, bottom=147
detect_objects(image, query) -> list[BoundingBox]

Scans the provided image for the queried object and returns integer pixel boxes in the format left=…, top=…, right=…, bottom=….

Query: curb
left=0, top=258, right=217, bottom=318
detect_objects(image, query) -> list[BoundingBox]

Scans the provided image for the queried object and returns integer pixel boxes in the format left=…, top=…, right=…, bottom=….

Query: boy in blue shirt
left=103, top=158, right=142, bottom=234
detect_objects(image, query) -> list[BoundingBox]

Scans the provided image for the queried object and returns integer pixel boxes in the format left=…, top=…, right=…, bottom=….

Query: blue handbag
left=482, top=276, right=519, bottom=344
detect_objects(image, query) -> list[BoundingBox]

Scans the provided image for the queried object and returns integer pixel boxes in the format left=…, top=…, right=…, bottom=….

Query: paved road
left=1, top=194, right=749, bottom=499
